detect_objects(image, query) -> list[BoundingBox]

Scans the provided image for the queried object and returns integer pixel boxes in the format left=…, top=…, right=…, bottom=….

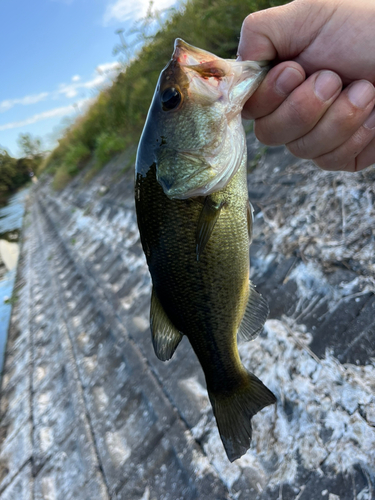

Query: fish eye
left=161, top=87, right=181, bottom=111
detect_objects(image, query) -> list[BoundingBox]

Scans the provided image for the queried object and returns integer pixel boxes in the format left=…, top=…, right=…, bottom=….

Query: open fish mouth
left=171, top=38, right=267, bottom=110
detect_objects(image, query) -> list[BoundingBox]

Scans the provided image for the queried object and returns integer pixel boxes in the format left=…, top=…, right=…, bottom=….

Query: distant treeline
left=0, top=134, right=44, bottom=205
left=42, top=0, right=289, bottom=189
left=0, top=151, right=31, bottom=206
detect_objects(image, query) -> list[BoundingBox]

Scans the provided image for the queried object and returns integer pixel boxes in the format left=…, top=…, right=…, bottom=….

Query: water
left=0, top=189, right=29, bottom=375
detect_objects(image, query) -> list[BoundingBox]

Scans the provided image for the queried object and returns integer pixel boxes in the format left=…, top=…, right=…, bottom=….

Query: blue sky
left=0, top=0, right=176, bottom=157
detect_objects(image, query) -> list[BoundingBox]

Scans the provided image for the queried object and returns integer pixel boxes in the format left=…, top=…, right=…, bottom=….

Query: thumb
left=237, top=1, right=317, bottom=62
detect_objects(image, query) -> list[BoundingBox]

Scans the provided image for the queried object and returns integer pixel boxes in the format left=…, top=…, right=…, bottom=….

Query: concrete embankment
left=0, top=140, right=374, bottom=500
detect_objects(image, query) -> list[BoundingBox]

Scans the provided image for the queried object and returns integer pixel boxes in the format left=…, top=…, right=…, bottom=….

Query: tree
left=17, top=133, right=42, bottom=159
left=0, top=148, right=32, bottom=205
left=17, top=133, right=45, bottom=173
left=0, top=149, right=18, bottom=194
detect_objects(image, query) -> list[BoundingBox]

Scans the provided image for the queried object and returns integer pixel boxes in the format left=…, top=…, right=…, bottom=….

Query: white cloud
left=103, top=0, right=176, bottom=25
left=0, top=98, right=93, bottom=131
left=58, top=63, right=121, bottom=98
left=0, top=62, right=120, bottom=114
left=96, top=61, right=121, bottom=74
left=0, top=92, right=49, bottom=113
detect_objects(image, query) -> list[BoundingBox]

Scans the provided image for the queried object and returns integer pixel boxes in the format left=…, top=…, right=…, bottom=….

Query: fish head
left=136, top=39, right=268, bottom=199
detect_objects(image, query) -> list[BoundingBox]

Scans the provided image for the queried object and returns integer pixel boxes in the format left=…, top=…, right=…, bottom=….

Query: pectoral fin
left=196, top=196, right=224, bottom=260
left=150, top=288, right=183, bottom=361
left=238, top=282, right=269, bottom=341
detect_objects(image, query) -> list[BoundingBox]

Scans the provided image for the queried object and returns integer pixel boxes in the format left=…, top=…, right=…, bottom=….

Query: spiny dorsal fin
left=196, top=196, right=224, bottom=261
left=150, top=288, right=183, bottom=361
left=238, top=282, right=269, bottom=341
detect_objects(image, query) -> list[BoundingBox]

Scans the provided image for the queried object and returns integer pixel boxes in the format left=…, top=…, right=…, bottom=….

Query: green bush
left=0, top=149, right=31, bottom=204
left=51, top=142, right=90, bottom=190
left=94, top=132, right=127, bottom=167
left=63, top=142, right=91, bottom=175
left=52, top=167, right=74, bottom=191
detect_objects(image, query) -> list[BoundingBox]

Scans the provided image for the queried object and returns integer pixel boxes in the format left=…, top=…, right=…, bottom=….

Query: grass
left=248, top=146, right=268, bottom=172
left=95, top=132, right=128, bottom=167
left=4, top=293, right=18, bottom=306
left=42, top=0, right=289, bottom=188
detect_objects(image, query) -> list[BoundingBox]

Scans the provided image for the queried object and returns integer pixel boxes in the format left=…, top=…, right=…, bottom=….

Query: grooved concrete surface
left=1, top=139, right=375, bottom=499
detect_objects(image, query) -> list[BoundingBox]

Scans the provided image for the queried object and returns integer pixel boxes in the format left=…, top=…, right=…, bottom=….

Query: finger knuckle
left=314, top=152, right=339, bottom=170
left=314, top=154, right=353, bottom=171
left=254, top=121, right=279, bottom=146
left=288, top=98, right=313, bottom=128
left=245, top=10, right=263, bottom=24
left=242, top=12, right=261, bottom=32
left=286, top=135, right=313, bottom=159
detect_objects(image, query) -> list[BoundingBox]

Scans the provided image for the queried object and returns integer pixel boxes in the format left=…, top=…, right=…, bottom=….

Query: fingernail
left=275, top=67, right=304, bottom=95
left=314, top=71, right=341, bottom=101
left=347, top=81, right=375, bottom=109
left=364, top=108, right=375, bottom=129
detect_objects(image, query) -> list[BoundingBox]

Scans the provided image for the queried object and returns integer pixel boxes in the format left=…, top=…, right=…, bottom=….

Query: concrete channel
left=0, top=137, right=374, bottom=499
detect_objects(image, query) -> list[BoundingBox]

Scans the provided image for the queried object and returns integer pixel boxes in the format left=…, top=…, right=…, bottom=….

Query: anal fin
left=196, top=196, right=224, bottom=261
left=238, top=282, right=269, bottom=341
left=150, top=288, right=183, bottom=361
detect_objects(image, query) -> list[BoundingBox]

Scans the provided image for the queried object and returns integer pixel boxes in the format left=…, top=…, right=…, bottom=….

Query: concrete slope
left=0, top=140, right=374, bottom=500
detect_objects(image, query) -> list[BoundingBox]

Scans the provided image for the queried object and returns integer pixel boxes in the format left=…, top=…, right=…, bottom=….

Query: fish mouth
left=172, top=38, right=267, bottom=76
left=168, top=39, right=267, bottom=107
left=172, top=38, right=220, bottom=66
left=172, top=39, right=232, bottom=82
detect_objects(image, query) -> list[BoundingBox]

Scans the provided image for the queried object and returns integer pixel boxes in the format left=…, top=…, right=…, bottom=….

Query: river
left=0, top=189, right=29, bottom=375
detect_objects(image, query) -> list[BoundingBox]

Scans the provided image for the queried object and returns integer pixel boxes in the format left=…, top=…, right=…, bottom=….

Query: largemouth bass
left=135, top=39, right=276, bottom=462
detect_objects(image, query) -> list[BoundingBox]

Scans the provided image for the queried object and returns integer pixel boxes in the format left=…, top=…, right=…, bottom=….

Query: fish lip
left=172, top=38, right=219, bottom=66
left=170, top=39, right=267, bottom=101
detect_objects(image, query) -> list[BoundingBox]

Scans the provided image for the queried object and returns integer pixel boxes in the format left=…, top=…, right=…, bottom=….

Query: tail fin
left=208, top=372, right=276, bottom=462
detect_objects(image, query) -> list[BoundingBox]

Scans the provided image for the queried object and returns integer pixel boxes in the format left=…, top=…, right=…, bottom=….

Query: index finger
left=242, top=61, right=306, bottom=120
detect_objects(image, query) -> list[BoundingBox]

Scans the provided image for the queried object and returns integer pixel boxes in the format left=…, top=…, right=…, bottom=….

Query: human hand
left=238, top=0, right=375, bottom=171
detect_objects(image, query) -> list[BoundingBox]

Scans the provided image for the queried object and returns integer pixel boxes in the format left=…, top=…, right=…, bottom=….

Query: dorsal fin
left=150, top=288, right=183, bottom=361
left=196, top=196, right=224, bottom=261
left=238, top=282, right=269, bottom=341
